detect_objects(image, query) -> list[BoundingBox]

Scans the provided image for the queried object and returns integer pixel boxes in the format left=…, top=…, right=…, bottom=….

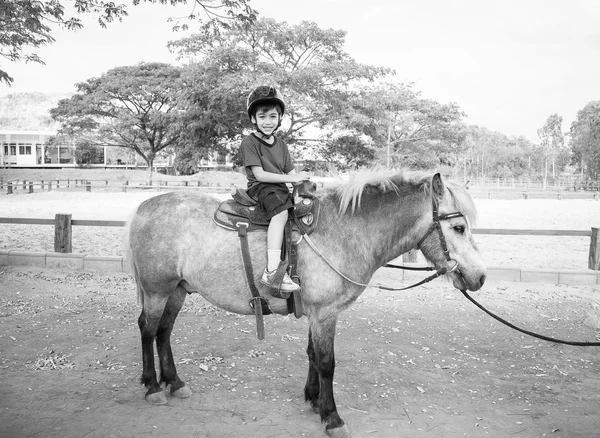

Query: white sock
left=267, top=249, right=281, bottom=272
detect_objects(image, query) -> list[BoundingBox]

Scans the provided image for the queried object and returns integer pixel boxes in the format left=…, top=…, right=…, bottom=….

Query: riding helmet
left=246, top=86, right=286, bottom=119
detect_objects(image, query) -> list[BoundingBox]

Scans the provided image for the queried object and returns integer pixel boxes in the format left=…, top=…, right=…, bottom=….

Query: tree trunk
left=146, top=158, right=154, bottom=185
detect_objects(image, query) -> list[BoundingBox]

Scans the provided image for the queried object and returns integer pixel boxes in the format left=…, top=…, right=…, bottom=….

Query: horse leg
left=304, top=329, right=320, bottom=413
left=307, top=316, right=350, bottom=438
left=138, top=293, right=170, bottom=405
left=156, top=286, right=192, bottom=399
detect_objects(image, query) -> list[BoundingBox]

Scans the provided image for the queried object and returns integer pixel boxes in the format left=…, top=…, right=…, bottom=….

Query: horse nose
left=479, top=274, right=486, bottom=288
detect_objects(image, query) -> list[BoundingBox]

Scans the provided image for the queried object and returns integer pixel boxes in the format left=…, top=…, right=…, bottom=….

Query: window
left=18, top=144, right=32, bottom=155
left=10, top=144, right=16, bottom=155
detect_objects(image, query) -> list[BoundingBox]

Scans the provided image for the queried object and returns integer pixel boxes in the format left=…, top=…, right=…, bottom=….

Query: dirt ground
left=2, top=170, right=600, bottom=437
left=2, top=266, right=600, bottom=438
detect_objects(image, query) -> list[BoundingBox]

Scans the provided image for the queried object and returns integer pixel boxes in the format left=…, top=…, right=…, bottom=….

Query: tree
left=328, top=82, right=466, bottom=170
left=170, top=17, right=391, bottom=165
left=569, top=101, right=600, bottom=181
left=317, top=135, right=375, bottom=170
left=50, top=62, right=186, bottom=183
left=0, top=0, right=256, bottom=86
left=537, top=114, right=566, bottom=187
left=458, top=126, right=535, bottom=180
left=74, top=141, right=102, bottom=168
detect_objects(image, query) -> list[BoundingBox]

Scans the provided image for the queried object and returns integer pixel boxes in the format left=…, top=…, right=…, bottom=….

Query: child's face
left=251, top=107, right=280, bottom=136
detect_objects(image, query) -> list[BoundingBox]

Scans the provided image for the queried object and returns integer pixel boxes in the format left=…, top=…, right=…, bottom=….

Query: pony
left=125, top=169, right=487, bottom=438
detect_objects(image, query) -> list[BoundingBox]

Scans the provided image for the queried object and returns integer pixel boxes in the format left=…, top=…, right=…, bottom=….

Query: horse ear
left=432, top=173, right=445, bottom=200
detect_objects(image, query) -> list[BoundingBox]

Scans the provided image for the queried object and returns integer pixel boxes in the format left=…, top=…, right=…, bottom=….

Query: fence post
left=589, top=228, right=600, bottom=270
left=7, top=182, right=12, bottom=194
left=122, top=180, right=129, bottom=192
left=41, top=180, right=44, bottom=189
left=48, top=181, right=52, bottom=192
left=22, top=180, right=26, bottom=190
left=86, top=181, right=91, bottom=192
left=54, top=213, right=72, bottom=253
left=28, top=181, right=33, bottom=194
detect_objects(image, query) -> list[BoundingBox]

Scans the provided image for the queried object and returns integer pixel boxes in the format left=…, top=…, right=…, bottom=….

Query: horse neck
left=318, top=189, right=430, bottom=273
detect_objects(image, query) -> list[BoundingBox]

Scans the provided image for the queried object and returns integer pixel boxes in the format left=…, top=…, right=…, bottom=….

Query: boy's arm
left=251, top=166, right=310, bottom=183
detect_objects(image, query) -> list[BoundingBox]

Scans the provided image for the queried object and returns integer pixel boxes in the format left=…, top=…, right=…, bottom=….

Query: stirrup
left=260, top=261, right=297, bottom=299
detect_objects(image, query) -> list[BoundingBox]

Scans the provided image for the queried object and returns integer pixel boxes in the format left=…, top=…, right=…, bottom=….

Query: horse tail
left=123, top=204, right=144, bottom=306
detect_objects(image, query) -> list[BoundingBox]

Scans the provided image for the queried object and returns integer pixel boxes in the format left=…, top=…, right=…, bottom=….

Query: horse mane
left=332, top=168, right=477, bottom=225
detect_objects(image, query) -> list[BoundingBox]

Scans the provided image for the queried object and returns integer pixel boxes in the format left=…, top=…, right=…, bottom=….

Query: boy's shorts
left=248, top=183, right=294, bottom=219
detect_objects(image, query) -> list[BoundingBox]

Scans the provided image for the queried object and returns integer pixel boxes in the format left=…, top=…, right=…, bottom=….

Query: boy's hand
left=295, top=171, right=311, bottom=181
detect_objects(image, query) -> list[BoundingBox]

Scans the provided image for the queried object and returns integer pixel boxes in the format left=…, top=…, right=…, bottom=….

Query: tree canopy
left=50, top=62, right=187, bottom=183
left=0, top=0, right=256, bottom=86
left=171, top=17, right=391, bottom=142
left=569, top=101, right=600, bottom=180
left=323, top=82, right=466, bottom=170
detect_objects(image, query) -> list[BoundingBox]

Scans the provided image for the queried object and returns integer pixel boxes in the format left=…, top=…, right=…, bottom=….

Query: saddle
left=213, top=181, right=320, bottom=234
left=213, top=181, right=320, bottom=338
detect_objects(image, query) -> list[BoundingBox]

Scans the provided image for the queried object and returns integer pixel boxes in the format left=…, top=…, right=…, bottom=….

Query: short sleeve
left=282, top=142, right=295, bottom=173
left=241, top=136, right=262, bottom=168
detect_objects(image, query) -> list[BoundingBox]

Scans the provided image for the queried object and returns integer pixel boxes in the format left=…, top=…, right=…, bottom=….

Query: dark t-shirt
left=241, top=133, right=294, bottom=190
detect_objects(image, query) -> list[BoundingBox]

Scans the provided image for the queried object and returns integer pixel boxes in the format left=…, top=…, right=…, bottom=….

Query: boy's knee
left=273, top=209, right=288, bottom=221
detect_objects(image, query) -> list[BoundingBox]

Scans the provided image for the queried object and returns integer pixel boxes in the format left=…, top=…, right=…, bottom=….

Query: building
left=0, top=130, right=173, bottom=169
left=0, top=131, right=58, bottom=166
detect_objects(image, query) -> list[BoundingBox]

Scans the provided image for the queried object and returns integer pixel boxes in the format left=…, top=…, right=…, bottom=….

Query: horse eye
left=453, top=225, right=465, bottom=234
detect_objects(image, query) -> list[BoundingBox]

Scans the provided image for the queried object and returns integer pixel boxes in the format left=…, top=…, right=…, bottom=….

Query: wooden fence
left=3, top=178, right=600, bottom=200
left=0, top=178, right=232, bottom=194
left=1, top=215, right=599, bottom=270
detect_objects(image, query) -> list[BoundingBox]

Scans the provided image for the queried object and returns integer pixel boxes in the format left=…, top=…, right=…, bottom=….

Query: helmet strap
left=256, top=127, right=274, bottom=140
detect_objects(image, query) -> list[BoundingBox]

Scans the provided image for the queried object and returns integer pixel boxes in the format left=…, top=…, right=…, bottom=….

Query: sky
left=2, top=0, right=600, bottom=142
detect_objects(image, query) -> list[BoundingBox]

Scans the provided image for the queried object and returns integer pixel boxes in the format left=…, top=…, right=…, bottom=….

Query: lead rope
left=460, top=289, right=600, bottom=346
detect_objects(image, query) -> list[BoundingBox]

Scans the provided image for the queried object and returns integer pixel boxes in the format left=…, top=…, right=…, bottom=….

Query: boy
left=241, top=86, right=310, bottom=293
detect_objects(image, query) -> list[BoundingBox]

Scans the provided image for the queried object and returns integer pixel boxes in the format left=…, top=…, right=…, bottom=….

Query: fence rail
left=464, top=176, right=600, bottom=192
left=1, top=215, right=599, bottom=270
left=0, top=177, right=233, bottom=194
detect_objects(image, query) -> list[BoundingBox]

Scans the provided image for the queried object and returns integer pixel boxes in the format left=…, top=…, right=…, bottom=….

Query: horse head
left=417, top=173, right=487, bottom=292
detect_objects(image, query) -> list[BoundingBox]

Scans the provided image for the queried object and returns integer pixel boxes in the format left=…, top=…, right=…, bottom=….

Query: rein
left=298, top=231, right=458, bottom=291
left=292, top=196, right=462, bottom=292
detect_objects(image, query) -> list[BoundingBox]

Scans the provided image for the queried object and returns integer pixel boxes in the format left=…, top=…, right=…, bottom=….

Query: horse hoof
left=171, top=385, right=192, bottom=399
left=326, top=424, right=351, bottom=438
left=145, top=391, right=168, bottom=405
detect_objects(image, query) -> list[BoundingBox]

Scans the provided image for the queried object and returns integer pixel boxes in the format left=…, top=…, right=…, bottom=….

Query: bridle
left=294, top=194, right=465, bottom=291
left=415, top=198, right=464, bottom=265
